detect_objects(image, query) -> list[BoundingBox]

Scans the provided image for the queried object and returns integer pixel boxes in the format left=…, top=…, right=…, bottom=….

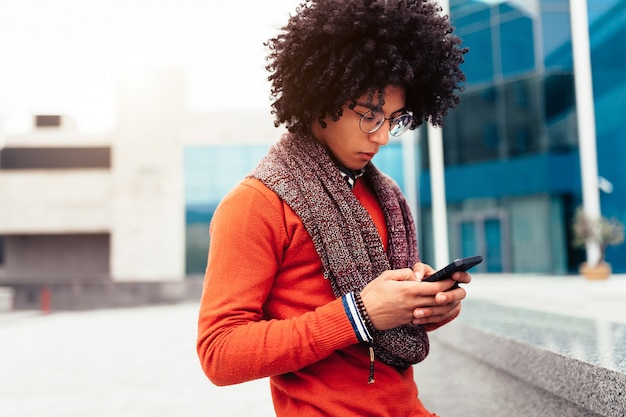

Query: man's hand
left=359, top=263, right=471, bottom=331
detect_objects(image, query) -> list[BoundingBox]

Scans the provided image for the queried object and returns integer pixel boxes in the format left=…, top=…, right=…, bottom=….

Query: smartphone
left=422, top=255, right=483, bottom=289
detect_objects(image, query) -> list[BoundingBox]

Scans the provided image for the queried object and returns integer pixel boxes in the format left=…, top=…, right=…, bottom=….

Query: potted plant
left=572, top=207, right=625, bottom=280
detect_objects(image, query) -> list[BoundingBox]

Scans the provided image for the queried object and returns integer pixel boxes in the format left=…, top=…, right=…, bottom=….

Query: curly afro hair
left=265, top=0, right=467, bottom=134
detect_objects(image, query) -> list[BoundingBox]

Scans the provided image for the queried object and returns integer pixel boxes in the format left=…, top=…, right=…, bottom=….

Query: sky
left=0, top=0, right=302, bottom=134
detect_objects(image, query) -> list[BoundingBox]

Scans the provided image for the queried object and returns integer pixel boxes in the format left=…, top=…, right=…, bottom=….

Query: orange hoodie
left=197, top=177, right=438, bottom=416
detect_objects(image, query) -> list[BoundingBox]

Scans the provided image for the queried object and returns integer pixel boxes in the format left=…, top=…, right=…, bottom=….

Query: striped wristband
left=341, top=292, right=373, bottom=343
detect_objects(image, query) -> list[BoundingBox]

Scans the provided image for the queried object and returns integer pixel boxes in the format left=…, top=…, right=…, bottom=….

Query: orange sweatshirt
left=197, top=177, right=438, bottom=416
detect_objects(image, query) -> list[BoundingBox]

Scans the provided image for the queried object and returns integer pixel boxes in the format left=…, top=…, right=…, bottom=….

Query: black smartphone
left=422, top=255, right=483, bottom=289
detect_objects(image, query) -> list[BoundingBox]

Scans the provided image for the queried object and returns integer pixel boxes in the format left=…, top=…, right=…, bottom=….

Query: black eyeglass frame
left=348, top=105, right=414, bottom=137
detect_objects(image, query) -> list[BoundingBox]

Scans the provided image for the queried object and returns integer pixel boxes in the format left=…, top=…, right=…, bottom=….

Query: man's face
left=311, top=85, right=407, bottom=171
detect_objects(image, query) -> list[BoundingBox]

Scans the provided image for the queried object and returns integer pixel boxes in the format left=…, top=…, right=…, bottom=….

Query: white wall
left=110, top=69, right=186, bottom=282
left=0, top=170, right=111, bottom=233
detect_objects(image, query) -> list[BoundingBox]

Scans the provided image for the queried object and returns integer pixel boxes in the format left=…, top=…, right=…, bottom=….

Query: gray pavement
left=0, top=303, right=275, bottom=417
left=465, top=273, right=626, bottom=324
left=1, top=274, right=625, bottom=416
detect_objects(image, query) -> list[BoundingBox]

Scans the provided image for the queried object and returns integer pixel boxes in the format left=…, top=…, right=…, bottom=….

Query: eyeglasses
left=349, top=106, right=414, bottom=137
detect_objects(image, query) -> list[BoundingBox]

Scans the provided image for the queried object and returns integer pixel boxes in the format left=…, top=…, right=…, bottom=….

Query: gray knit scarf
left=248, top=133, right=429, bottom=370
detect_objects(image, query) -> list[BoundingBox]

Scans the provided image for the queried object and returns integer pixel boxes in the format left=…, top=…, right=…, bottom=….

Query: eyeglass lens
left=359, top=110, right=412, bottom=137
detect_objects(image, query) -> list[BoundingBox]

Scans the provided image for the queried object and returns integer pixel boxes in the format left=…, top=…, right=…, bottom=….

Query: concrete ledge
left=6, top=279, right=204, bottom=311
left=424, top=322, right=625, bottom=417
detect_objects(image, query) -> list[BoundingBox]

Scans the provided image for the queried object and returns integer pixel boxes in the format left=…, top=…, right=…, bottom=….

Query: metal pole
left=401, top=131, right=419, bottom=222
left=569, top=0, right=601, bottom=266
left=428, top=0, right=451, bottom=268
left=427, top=126, right=449, bottom=268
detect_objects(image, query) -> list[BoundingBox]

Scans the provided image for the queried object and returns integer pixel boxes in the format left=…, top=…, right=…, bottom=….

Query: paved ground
left=465, top=273, right=626, bottom=324
left=0, top=303, right=275, bottom=417
left=1, top=274, right=624, bottom=416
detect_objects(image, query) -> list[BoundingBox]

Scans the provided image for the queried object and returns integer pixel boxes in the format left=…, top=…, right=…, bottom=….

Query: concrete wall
left=0, top=69, right=188, bottom=307
left=111, top=69, right=186, bottom=282
left=418, top=322, right=625, bottom=417
left=0, top=171, right=111, bottom=233
left=7, top=278, right=204, bottom=311
left=0, top=234, right=109, bottom=283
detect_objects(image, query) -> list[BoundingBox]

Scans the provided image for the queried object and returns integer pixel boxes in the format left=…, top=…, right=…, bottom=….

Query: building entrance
left=454, top=211, right=511, bottom=273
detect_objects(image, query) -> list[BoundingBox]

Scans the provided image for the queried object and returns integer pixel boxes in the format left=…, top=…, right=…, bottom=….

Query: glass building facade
left=417, top=0, right=626, bottom=273
left=185, top=0, right=626, bottom=275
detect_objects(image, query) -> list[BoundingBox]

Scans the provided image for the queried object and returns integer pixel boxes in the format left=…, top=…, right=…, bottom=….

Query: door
left=455, top=211, right=510, bottom=272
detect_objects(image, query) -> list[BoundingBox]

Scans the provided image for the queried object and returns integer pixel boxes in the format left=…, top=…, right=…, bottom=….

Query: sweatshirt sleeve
left=196, top=180, right=358, bottom=386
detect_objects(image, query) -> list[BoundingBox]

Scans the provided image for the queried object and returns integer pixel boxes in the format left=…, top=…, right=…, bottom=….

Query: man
left=197, top=1, right=469, bottom=415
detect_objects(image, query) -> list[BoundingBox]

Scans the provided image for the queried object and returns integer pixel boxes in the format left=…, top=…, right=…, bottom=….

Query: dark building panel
left=35, top=115, right=62, bottom=128
left=0, top=147, right=111, bottom=169
left=0, top=233, right=110, bottom=284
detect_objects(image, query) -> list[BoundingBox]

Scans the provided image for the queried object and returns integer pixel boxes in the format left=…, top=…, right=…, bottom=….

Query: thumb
left=412, top=262, right=436, bottom=281
left=391, top=268, right=418, bottom=282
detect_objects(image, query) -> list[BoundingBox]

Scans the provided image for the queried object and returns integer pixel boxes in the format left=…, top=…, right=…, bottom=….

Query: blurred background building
left=428, top=0, right=626, bottom=274
left=0, top=70, right=190, bottom=308
left=0, top=0, right=624, bottom=309
left=186, top=0, right=626, bottom=276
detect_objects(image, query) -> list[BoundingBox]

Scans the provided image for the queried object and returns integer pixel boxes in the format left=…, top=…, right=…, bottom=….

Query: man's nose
left=369, top=125, right=390, bottom=145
